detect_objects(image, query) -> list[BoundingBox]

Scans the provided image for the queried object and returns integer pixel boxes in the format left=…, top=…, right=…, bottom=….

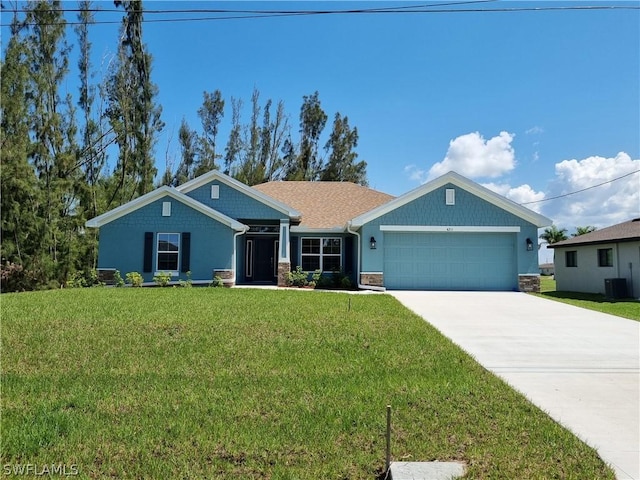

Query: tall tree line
left=1, top=1, right=368, bottom=292
left=171, top=88, right=368, bottom=187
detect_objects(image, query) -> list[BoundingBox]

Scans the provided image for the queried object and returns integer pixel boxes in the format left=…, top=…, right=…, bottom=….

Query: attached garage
left=349, top=172, right=552, bottom=292
left=383, top=230, right=517, bottom=290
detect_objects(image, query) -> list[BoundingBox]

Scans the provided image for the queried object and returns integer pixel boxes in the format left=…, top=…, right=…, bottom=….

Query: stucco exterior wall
left=554, top=241, right=640, bottom=297
left=97, top=197, right=235, bottom=283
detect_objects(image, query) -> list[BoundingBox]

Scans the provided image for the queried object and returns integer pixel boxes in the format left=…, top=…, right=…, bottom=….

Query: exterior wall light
left=526, top=238, right=534, bottom=251
left=370, top=236, right=377, bottom=249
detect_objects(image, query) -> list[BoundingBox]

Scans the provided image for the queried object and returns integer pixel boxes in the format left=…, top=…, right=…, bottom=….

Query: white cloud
left=403, top=164, right=427, bottom=184
left=525, top=126, right=544, bottom=135
left=542, top=152, right=640, bottom=229
left=482, top=182, right=546, bottom=213
left=427, top=131, right=516, bottom=181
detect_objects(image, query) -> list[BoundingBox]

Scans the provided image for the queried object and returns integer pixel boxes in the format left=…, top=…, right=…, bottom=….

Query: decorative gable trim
left=85, top=186, right=247, bottom=230
left=176, top=170, right=301, bottom=220
left=350, top=171, right=552, bottom=228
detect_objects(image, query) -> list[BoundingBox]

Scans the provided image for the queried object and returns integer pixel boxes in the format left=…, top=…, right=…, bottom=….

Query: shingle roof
left=252, top=181, right=395, bottom=229
left=549, top=218, right=640, bottom=248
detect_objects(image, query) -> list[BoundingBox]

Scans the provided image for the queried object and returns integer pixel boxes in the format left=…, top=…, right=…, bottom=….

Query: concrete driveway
left=389, top=291, right=640, bottom=480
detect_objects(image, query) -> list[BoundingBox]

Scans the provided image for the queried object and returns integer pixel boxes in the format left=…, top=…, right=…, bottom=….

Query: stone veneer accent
left=97, top=268, right=116, bottom=286
left=360, top=272, right=383, bottom=287
left=518, top=274, right=540, bottom=293
left=277, top=262, right=291, bottom=287
left=213, top=269, right=235, bottom=287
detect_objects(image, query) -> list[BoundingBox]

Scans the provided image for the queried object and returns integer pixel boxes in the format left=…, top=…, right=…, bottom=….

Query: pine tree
left=24, top=0, right=81, bottom=286
left=321, top=113, right=368, bottom=185
left=194, top=90, right=224, bottom=177
left=174, top=119, right=198, bottom=185
left=74, top=0, right=105, bottom=271
left=105, top=0, right=164, bottom=206
left=0, top=9, right=40, bottom=290
left=285, top=91, right=327, bottom=181
left=223, top=97, right=243, bottom=176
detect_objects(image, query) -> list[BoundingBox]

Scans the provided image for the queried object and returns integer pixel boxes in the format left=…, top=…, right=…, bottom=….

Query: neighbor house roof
left=252, top=181, right=394, bottom=230
left=549, top=218, right=640, bottom=248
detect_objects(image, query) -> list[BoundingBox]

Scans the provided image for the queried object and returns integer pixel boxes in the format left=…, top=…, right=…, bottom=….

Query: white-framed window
left=565, top=250, right=577, bottom=267
left=301, top=237, right=342, bottom=272
left=157, top=233, right=180, bottom=272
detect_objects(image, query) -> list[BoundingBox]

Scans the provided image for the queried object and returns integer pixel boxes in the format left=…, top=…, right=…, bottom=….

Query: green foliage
left=210, top=275, right=224, bottom=288
left=125, top=271, right=143, bottom=287
left=153, top=271, right=172, bottom=287
left=178, top=271, right=193, bottom=288
left=321, top=112, right=368, bottom=185
left=285, top=265, right=310, bottom=287
left=113, top=270, right=125, bottom=287
left=539, top=224, right=568, bottom=245
left=1, top=289, right=616, bottom=479
left=65, top=269, right=103, bottom=288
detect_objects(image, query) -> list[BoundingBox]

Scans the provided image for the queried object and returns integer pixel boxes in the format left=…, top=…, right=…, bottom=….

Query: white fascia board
left=85, top=186, right=246, bottom=231
left=176, top=169, right=302, bottom=220
left=350, top=171, right=552, bottom=228
left=380, top=225, right=521, bottom=233
left=290, top=226, right=346, bottom=234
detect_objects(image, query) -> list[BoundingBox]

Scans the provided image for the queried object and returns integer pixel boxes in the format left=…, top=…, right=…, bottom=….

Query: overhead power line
left=520, top=169, right=640, bottom=205
left=2, top=1, right=638, bottom=27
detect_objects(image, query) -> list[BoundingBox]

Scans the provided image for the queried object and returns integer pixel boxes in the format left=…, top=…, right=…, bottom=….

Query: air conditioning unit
left=604, top=278, right=628, bottom=299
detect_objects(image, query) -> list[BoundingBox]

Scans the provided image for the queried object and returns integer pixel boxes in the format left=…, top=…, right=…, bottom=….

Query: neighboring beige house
left=539, top=263, right=555, bottom=276
left=549, top=218, right=640, bottom=298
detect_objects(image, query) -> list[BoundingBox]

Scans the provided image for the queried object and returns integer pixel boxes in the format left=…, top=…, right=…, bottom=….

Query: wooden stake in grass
left=385, top=404, right=392, bottom=473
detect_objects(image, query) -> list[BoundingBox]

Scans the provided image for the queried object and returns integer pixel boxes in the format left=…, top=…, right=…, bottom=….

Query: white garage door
left=384, top=232, right=517, bottom=290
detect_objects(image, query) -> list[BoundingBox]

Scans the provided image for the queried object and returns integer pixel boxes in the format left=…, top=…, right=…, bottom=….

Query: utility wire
left=2, top=2, right=638, bottom=27
left=520, top=169, right=640, bottom=205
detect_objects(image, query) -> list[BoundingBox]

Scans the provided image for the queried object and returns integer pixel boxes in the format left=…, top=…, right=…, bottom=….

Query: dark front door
left=247, top=236, right=277, bottom=282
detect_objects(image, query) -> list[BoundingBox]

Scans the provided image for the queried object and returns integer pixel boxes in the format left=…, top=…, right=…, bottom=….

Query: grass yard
left=1, top=288, right=615, bottom=479
left=537, top=276, right=640, bottom=321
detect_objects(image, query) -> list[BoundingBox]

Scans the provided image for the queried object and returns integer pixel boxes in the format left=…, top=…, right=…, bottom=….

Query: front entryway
left=245, top=236, right=279, bottom=283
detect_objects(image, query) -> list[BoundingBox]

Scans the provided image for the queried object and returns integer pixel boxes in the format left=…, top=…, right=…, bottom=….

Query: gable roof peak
left=176, top=169, right=301, bottom=220
left=350, top=170, right=552, bottom=228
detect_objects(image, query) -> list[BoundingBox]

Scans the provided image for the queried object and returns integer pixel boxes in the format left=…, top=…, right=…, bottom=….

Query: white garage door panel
left=384, top=232, right=516, bottom=290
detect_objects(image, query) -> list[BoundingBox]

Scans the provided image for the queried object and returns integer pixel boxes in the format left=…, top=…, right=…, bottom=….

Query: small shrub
left=285, top=266, right=309, bottom=287
left=210, top=275, right=224, bottom=288
left=66, top=269, right=104, bottom=288
left=113, top=270, right=125, bottom=287
left=178, top=271, right=193, bottom=288
left=153, top=272, right=172, bottom=287
left=125, top=271, right=143, bottom=287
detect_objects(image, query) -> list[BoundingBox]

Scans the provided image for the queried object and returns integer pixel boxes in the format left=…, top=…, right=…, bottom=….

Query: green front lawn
left=537, top=276, right=640, bottom=321
left=2, top=288, right=614, bottom=479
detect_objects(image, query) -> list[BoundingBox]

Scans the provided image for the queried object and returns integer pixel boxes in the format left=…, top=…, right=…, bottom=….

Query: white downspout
left=347, top=221, right=386, bottom=292
left=232, top=226, right=250, bottom=285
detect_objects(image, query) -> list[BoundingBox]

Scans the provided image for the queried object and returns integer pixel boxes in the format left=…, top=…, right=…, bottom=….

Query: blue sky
left=3, top=1, right=639, bottom=258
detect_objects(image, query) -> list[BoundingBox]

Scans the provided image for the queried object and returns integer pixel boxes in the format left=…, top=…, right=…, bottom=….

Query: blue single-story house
left=86, top=170, right=552, bottom=291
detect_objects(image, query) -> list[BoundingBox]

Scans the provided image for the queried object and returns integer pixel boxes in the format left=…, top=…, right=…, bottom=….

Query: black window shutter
left=344, top=236, right=354, bottom=274
left=143, top=232, right=153, bottom=272
left=181, top=232, right=191, bottom=272
left=290, top=236, right=299, bottom=269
